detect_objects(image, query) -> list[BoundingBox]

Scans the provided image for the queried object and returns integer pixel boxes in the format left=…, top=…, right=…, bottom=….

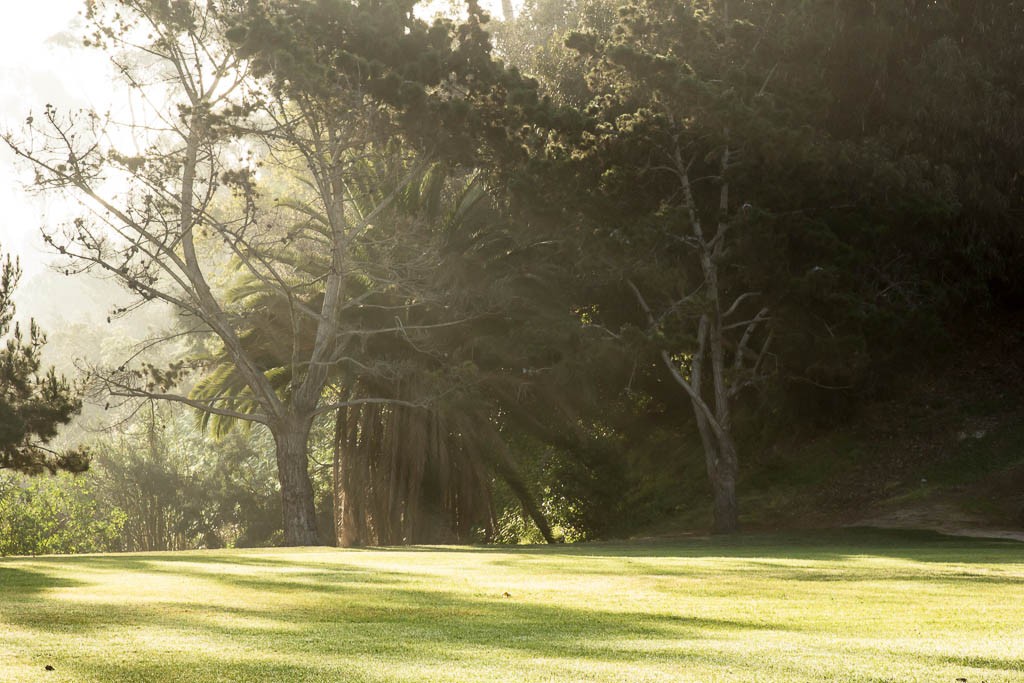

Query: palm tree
left=190, top=154, right=566, bottom=544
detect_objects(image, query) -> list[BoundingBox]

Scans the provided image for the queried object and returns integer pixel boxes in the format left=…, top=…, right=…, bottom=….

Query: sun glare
left=0, top=1, right=521, bottom=279
left=0, top=1, right=115, bottom=277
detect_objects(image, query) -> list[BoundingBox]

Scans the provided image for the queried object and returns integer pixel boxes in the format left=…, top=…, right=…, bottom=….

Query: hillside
left=659, top=310, right=1024, bottom=539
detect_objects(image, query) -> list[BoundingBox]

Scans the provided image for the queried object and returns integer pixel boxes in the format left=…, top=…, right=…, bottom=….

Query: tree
left=516, top=0, right=966, bottom=533
left=205, top=0, right=586, bottom=545
left=517, top=0, right=792, bottom=533
left=0, top=250, right=87, bottom=475
left=6, top=0, right=331, bottom=542
left=188, top=152, right=568, bottom=545
left=323, top=161, right=574, bottom=546
left=5, top=0, right=500, bottom=545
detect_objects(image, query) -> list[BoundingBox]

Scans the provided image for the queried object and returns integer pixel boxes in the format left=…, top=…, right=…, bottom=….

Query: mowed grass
left=1, top=530, right=1022, bottom=682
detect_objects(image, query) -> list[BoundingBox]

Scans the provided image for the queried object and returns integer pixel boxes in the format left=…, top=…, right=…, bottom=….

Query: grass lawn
left=0, top=529, right=1021, bottom=682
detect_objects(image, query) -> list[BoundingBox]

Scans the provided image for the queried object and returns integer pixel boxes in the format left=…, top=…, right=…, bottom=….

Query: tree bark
left=332, top=407, right=350, bottom=546
left=708, top=432, right=739, bottom=534
left=333, top=406, right=369, bottom=547
left=706, top=271, right=740, bottom=534
left=486, top=433, right=558, bottom=544
left=274, top=415, right=320, bottom=546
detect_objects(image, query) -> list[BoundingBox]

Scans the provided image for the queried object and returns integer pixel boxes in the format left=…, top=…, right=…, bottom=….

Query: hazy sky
left=0, top=0, right=515, bottom=281
left=0, top=2, right=106, bottom=278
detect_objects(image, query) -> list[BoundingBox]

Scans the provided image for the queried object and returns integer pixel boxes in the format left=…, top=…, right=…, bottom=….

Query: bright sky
left=0, top=0, right=517, bottom=281
left=0, top=1, right=115, bottom=279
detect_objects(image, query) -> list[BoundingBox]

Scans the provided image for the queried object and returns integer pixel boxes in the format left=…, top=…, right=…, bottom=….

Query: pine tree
left=0, top=252, right=87, bottom=475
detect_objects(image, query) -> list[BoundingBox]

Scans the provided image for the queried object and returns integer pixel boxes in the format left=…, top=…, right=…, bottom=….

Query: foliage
left=0, top=401, right=286, bottom=555
left=0, top=251, right=87, bottom=475
left=0, top=472, right=124, bottom=556
left=491, top=0, right=620, bottom=107
left=90, top=404, right=283, bottom=551
left=478, top=0, right=1024, bottom=533
left=7, top=0, right=1024, bottom=544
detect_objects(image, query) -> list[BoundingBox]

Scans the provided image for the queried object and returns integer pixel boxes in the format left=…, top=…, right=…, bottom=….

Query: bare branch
left=722, top=291, right=761, bottom=319
left=626, top=278, right=657, bottom=328
left=671, top=144, right=705, bottom=244
left=732, top=306, right=770, bottom=371
left=109, top=389, right=269, bottom=423
left=721, top=309, right=772, bottom=332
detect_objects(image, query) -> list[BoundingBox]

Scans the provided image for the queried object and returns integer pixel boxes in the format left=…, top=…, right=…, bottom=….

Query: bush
left=0, top=472, right=125, bottom=556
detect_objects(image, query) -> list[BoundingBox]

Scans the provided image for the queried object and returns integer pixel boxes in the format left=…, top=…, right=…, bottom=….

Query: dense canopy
left=1, top=0, right=1021, bottom=548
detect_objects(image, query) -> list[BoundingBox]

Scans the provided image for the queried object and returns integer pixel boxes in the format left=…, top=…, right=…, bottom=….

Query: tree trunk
left=707, top=322, right=740, bottom=534
left=333, top=406, right=367, bottom=547
left=690, top=395, right=739, bottom=534
left=332, top=407, right=348, bottom=546
left=704, top=214, right=740, bottom=534
left=274, top=416, right=320, bottom=546
left=486, top=433, right=558, bottom=544
left=708, top=433, right=739, bottom=534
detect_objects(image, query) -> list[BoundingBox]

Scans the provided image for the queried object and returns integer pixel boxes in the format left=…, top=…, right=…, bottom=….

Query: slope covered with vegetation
left=648, top=311, right=1024, bottom=537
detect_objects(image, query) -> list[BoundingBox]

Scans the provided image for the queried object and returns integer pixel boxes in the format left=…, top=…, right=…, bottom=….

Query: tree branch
left=108, top=390, right=269, bottom=424
left=722, top=291, right=761, bottom=319
left=626, top=278, right=729, bottom=442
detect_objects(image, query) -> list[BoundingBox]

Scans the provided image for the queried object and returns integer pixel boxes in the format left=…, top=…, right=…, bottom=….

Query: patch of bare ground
left=754, top=311, right=1024, bottom=536
left=854, top=502, right=1024, bottom=542
left=838, top=311, right=1024, bottom=536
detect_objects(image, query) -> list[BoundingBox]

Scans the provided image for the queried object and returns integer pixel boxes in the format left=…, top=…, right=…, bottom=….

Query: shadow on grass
left=1, top=554, right=785, bottom=682
left=2, top=531, right=1022, bottom=682
left=0, top=565, right=86, bottom=595
left=932, top=653, right=1024, bottom=673
left=392, top=527, right=1024, bottom=564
